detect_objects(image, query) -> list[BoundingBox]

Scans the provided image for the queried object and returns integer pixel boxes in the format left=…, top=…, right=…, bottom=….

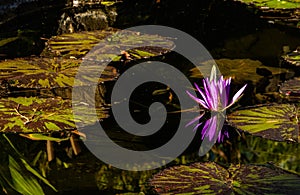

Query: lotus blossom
left=186, top=65, right=247, bottom=142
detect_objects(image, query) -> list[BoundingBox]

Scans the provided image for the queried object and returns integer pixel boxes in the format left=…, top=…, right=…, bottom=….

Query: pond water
left=0, top=0, right=300, bottom=194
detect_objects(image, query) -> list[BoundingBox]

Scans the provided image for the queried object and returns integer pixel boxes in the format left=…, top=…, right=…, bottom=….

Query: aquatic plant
left=186, top=65, right=247, bottom=141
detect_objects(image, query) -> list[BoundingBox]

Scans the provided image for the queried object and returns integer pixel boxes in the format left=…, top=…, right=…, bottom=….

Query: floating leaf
left=279, top=77, right=300, bottom=101
left=281, top=48, right=300, bottom=67
left=41, top=28, right=174, bottom=59
left=238, top=0, right=300, bottom=9
left=227, top=104, right=299, bottom=142
left=150, top=162, right=300, bottom=194
left=237, top=0, right=300, bottom=27
left=0, top=57, right=117, bottom=90
left=190, top=59, right=293, bottom=85
left=0, top=97, right=108, bottom=133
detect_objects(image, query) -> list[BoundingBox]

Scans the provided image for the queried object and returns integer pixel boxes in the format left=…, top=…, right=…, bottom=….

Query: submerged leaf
left=150, top=162, right=300, bottom=194
left=228, top=104, right=299, bottom=142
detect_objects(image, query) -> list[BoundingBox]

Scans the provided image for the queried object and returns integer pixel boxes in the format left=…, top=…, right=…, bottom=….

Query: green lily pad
left=281, top=48, right=300, bottom=67
left=190, top=59, right=293, bottom=85
left=0, top=97, right=108, bottom=133
left=150, top=162, right=300, bottom=194
left=0, top=57, right=118, bottom=96
left=227, top=104, right=299, bottom=142
left=41, top=28, right=174, bottom=59
left=238, top=0, right=300, bottom=9
left=237, top=0, right=300, bottom=27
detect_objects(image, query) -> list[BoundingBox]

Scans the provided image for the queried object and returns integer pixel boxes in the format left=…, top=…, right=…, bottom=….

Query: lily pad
left=279, top=77, right=300, bottom=99
left=227, top=104, right=299, bottom=142
left=281, top=47, right=300, bottom=67
left=237, top=0, right=300, bottom=27
left=0, top=97, right=108, bottom=133
left=41, top=28, right=174, bottom=59
left=190, top=59, right=293, bottom=85
left=0, top=57, right=118, bottom=95
left=238, top=0, right=300, bottom=9
left=150, top=162, right=300, bottom=194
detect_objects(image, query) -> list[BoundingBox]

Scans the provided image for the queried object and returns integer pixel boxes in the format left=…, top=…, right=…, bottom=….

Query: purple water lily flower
left=186, top=65, right=247, bottom=142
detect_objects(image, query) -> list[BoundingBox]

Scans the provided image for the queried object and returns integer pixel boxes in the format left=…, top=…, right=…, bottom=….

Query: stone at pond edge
left=228, top=104, right=299, bottom=143
left=150, top=162, right=300, bottom=194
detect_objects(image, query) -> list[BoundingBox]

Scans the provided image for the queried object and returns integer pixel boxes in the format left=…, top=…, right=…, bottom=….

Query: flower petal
left=193, top=122, right=203, bottom=131
left=201, top=120, right=210, bottom=140
left=195, top=83, right=211, bottom=109
left=186, top=90, right=209, bottom=109
left=226, top=84, right=247, bottom=109
left=207, top=115, right=217, bottom=141
left=202, top=80, right=213, bottom=109
left=210, top=65, right=217, bottom=82
left=185, top=112, right=205, bottom=127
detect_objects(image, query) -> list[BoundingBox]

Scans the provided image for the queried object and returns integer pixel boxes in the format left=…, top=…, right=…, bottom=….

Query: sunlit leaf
left=237, top=0, right=300, bottom=27
left=150, top=162, right=300, bottom=194
left=238, top=0, right=300, bottom=9
left=282, top=48, right=300, bottom=67
left=1, top=134, right=57, bottom=192
left=8, top=155, right=45, bottom=195
left=20, top=133, right=69, bottom=141
left=0, top=97, right=109, bottom=133
left=0, top=37, right=19, bottom=47
left=228, top=104, right=299, bottom=142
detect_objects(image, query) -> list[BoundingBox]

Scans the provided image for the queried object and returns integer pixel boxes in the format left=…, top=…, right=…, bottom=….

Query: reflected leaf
left=228, top=104, right=299, bottom=142
left=95, top=164, right=155, bottom=193
left=150, top=162, right=300, bottom=194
